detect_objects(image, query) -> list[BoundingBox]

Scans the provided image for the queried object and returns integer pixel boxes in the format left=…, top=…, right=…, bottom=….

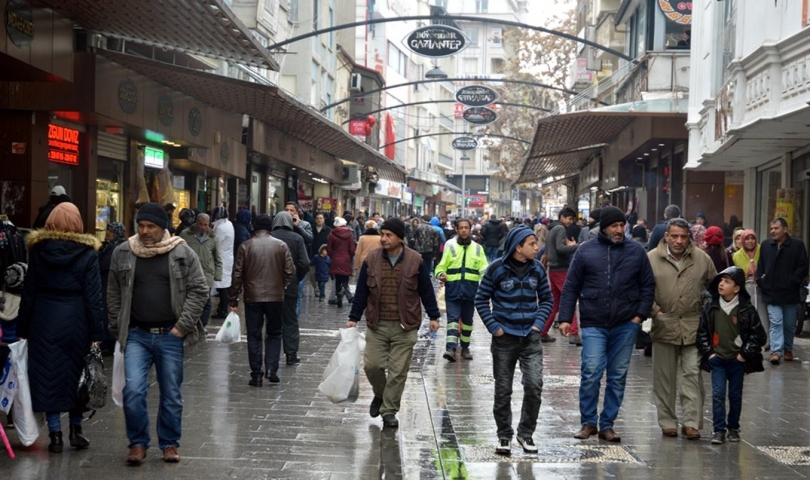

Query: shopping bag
left=77, top=344, right=107, bottom=412
left=0, top=355, right=17, bottom=414
left=9, top=340, right=39, bottom=446
left=318, top=328, right=366, bottom=404
left=437, top=286, right=446, bottom=313
left=111, top=341, right=125, bottom=407
left=215, top=312, right=241, bottom=344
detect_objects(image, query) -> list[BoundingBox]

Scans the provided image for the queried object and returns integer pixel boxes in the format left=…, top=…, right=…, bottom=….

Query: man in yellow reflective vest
left=435, top=218, right=489, bottom=362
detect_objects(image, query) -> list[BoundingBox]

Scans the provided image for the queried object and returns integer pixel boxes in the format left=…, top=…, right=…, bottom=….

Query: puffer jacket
left=230, top=232, right=295, bottom=304
left=18, top=230, right=105, bottom=413
left=328, top=226, right=357, bottom=276
left=179, top=225, right=222, bottom=287
left=647, top=241, right=717, bottom=345
left=697, top=267, right=767, bottom=374
left=481, top=219, right=506, bottom=247
left=559, top=230, right=656, bottom=328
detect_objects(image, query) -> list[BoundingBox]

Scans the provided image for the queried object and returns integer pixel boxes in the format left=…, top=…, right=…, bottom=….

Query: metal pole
left=461, top=157, right=466, bottom=219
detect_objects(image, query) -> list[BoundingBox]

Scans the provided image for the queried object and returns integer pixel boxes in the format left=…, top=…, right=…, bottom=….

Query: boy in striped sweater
left=475, top=226, right=554, bottom=456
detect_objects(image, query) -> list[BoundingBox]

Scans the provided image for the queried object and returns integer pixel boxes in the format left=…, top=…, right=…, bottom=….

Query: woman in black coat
left=17, top=203, right=105, bottom=453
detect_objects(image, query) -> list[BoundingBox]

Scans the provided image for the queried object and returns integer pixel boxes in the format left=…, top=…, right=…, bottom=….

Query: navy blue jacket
left=310, top=254, right=331, bottom=283
left=756, top=235, right=809, bottom=305
left=646, top=220, right=668, bottom=252
left=475, top=227, right=554, bottom=337
left=559, top=231, right=656, bottom=329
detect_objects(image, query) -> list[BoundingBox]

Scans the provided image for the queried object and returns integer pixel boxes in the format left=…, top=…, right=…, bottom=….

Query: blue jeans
left=123, top=327, right=185, bottom=450
left=709, top=356, right=745, bottom=432
left=579, top=321, right=639, bottom=430
left=766, top=303, right=797, bottom=357
left=317, top=281, right=326, bottom=298
left=46, top=411, right=83, bottom=433
left=296, top=278, right=306, bottom=316
left=446, top=300, right=475, bottom=350
left=485, top=246, right=499, bottom=262
left=245, top=302, right=283, bottom=378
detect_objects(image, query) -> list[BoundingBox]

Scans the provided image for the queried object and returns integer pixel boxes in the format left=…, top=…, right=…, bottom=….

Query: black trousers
left=281, top=295, right=300, bottom=357
left=244, top=302, right=283, bottom=378
left=216, top=288, right=230, bottom=315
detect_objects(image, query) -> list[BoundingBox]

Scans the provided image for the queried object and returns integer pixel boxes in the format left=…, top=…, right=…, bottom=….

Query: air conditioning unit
left=349, top=73, right=362, bottom=92
left=341, top=165, right=360, bottom=185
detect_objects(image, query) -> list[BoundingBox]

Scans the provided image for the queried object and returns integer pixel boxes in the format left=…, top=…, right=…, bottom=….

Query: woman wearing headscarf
left=727, top=228, right=744, bottom=256
left=18, top=203, right=105, bottom=453
left=175, top=208, right=197, bottom=237
left=733, top=229, right=770, bottom=340
left=233, top=208, right=253, bottom=255
left=691, top=224, right=707, bottom=250
left=703, top=226, right=732, bottom=272
left=533, top=223, right=549, bottom=260
left=211, top=206, right=235, bottom=319
left=98, top=222, right=126, bottom=353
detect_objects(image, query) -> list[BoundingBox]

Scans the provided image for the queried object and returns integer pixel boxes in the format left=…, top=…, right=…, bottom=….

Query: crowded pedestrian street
left=3, top=286, right=810, bottom=480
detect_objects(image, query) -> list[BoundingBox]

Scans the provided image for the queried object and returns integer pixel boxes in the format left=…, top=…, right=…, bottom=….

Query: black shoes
left=249, top=377, right=263, bottom=387
left=286, top=355, right=301, bottom=365
left=69, top=424, right=89, bottom=449
left=267, top=371, right=280, bottom=383
left=382, top=414, right=399, bottom=429
left=460, top=348, right=473, bottom=360
left=540, top=334, right=556, bottom=343
left=369, top=397, right=383, bottom=418
left=443, top=349, right=457, bottom=362
left=727, top=429, right=740, bottom=442
left=49, top=431, right=64, bottom=453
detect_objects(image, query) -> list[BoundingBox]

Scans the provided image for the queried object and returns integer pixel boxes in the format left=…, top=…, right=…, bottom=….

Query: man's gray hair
left=196, top=213, right=210, bottom=222
left=664, top=204, right=681, bottom=219
left=666, top=218, right=689, bottom=232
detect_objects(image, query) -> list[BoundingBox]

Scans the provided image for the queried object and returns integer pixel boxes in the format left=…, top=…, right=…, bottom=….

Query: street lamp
left=425, top=66, right=448, bottom=80
left=460, top=153, right=470, bottom=218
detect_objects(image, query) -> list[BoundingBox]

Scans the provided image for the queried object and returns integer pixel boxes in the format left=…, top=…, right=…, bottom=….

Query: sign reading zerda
left=403, top=25, right=470, bottom=58
left=462, top=106, right=498, bottom=125
left=455, top=85, right=500, bottom=107
left=452, top=137, right=478, bottom=151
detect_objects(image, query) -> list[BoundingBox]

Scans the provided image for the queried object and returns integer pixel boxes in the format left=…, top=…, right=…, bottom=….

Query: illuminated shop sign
left=144, top=146, right=165, bottom=169
left=47, top=124, right=80, bottom=166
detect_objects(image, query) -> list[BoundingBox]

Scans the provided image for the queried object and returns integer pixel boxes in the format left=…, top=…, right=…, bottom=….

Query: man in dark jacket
left=32, top=185, right=71, bottom=229
left=475, top=226, right=553, bottom=456
left=271, top=212, right=310, bottom=365
left=647, top=204, right=682, bottom=252
left=309, top=213, right=332, bottom=294
left=481, top=217, right=507, bottom=262
left=558, top=206, right=656, bottom=443
left=346, top=218, right=440, bottom=429
left=542, top=207, right=579, bottom=343
left=756, top=217, right=809, bottom=364
left=229, top=214, right=295, bottom=386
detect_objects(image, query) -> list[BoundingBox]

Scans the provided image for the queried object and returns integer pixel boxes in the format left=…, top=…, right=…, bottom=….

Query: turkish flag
left=385, top=114, right=396, bottom=160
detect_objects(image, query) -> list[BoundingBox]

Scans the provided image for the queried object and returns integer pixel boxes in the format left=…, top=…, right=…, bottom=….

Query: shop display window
left=95, top=159, right=124, bottom=241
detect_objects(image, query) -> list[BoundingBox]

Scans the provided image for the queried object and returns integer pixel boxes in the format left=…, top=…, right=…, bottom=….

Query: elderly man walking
left=108, top=203, right=209, bottom=465
left=179, top=213, right=222, bottom=326
left=648, top=218, right=716, bottom=439
left=559, top=206, right=656, bottom=443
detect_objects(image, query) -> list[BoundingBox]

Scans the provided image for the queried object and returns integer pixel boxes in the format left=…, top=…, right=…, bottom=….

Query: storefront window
left=250, top=171, right=260, bottom=212
left=758, top=167, right=782, bottom=237
left=267, top=177, right=284, bottom=215
left=95, top=158, right=124, bottom=241
left=48, top=162, right=73, bottom=196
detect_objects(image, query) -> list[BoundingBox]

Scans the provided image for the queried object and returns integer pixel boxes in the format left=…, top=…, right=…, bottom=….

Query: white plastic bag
left=9, top=340, right=39, bottom=446
left=111, top=341, right=125, bottom=407
left=0, top=354, right=17, bottom=414
left=641, top=318, right=652, bottom=334
left=318, top=328, right=365, bottom=404
left=215, top=312, right=242, bottom=344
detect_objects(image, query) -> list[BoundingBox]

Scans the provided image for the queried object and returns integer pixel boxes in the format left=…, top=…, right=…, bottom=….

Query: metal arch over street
left=266, top=15, right=637, bottom=63
left=321, top=77, right=605, bottom=113
left=341, top=99, right=551, bottom=125
left=378, top=131, right=531, bottom=150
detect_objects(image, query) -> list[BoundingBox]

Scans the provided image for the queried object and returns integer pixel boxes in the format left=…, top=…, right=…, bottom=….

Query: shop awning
left=39, top=0, right=278, bottom=70
left=99, top=51, right=406, bottom=182
left=518, top=101, right=686, bottom=183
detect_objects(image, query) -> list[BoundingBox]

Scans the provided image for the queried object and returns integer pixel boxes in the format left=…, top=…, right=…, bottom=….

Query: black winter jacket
left=481, top=219, right=506, bottom=247
left=271, top=228, right=310, bottom=298
left=559, top=231, right=656, bottom=329
left=756, top=235, right=809, bottom=305
left=311, top=224, right=332, bottom=258
left=697, top=267, right=767, bottom=374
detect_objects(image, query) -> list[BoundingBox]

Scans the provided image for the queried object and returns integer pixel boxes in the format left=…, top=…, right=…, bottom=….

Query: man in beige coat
left=647, top=218, right=717, bottom=440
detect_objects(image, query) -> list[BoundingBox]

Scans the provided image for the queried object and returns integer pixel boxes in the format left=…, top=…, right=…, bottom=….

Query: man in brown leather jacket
left=229, top=214, right=295, bottom=387
left=346, top=218, right=441, bottom=429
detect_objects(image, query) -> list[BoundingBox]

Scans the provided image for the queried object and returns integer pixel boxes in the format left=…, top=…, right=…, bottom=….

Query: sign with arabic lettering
left=403, top=25, right=470, bottom=58
left=452, top=137, right=478, bottom=151
left=462, top=106, right=498, bottom=125
left=455, top=85, right=500, bottom=107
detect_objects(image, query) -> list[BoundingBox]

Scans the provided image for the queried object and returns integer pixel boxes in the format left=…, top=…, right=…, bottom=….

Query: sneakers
left=711, top=431, right=725, bottom=444
left=495, top=438, right=511, bottom=456
left=460, top=348, right=473, bottom=360
left=540, top=334, right=556, bottom=343
left=727, top=429, right=740, bottom=442
left=516, top=436, right=538, bottom=453
left=369, top=397, right=383, bottom=418
left=443, top=349, right=457, bottom=363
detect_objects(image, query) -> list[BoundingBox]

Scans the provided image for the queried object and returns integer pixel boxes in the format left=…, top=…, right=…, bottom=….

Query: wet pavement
left=4, top=282, right=810, bottom=479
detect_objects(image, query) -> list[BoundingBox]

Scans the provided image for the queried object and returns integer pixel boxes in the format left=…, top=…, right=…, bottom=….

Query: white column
left=743, top=167, right=758, bottom=230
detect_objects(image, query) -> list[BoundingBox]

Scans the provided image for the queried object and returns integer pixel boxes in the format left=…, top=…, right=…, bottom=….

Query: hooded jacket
left=429, top=217, right=447, bottom=244
left=18, top=230, right=106, bottom=413
left=559, top=230, right=656, bottom=329
left=756, top=234, right=809, bottom=304
left=546, top=220, right=578, bottom=272
left=32, top=194, right=72, bottom=229
left=327, top=226, right=357, bottom=276
left=233, top=209, right=253, bottom=255
left=475, top=227, right=554, bottom=337
left=179, top=224, right=222, bottom=288
left=481, top=218, right=507, bottom=247
left=696, top=267, right=767, bottom=374
left=271, top=214, right=310, bottom=298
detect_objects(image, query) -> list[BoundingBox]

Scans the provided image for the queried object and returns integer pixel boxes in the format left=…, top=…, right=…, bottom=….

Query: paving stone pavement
left=4, top=284, right=810, bottom=479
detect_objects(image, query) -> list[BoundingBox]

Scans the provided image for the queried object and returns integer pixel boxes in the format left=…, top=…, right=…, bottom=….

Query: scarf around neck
left=720, top=294, right=740, bottom=315
left=128, top=230, right=186, bottom=258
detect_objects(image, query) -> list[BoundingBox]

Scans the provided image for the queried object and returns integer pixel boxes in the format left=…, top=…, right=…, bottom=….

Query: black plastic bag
left=77, top=344, right=107, bottom=413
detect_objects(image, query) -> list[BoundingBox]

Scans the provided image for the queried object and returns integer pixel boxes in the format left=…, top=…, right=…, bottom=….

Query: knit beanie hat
left=705, top=226, right=724, bottom=246
left=380, top=218, right=406, bottom=240
left=599, top=206, right=626, bottom=230
left=589, top=208, right=601, bottom=222
left=253, top=214, right=273, bottom=233
left=136, top=202, right=169, bottom=229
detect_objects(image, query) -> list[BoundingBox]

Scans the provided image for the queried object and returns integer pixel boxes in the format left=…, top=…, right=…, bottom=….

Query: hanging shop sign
left=317, top=197, right=336, bottom=211
left=158, top=94, right=174, bottom=127
left=117, top=78, right=139, bottom=115
left=455, top=85, right=500, bottom=107
left=402, top=25, right=470, bottom=58
left=462, top=106, right=498, bottom=125
left=657, top=0, right=692, bottom=25
left=47, top=124, right=80, bottom=166
left=349, top=119, right=369, bottom=140
left=144, top=146, right=165, bottom=169
left=5, top=0, right=34, bottom=48
left=452, top=136, right=479, bottom=151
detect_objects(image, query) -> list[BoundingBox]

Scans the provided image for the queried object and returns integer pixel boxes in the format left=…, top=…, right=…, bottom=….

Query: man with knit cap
left=107, top=202, right=209, bottom=465
left=347, top=217, right=440, bottom=429
left=559, top=206, right=656, bottom=443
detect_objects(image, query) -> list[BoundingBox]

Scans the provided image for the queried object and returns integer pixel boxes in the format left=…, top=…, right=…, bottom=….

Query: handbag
left=77, top=344, right=107, bottom=414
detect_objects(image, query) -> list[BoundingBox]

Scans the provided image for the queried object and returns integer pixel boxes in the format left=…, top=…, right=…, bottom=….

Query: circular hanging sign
left=188, top=107, right=202, bottom=137
left=455, top=85, right=500, bottom=107
left=462, top=106, right=498, bottom=126
left=5, top=0, right=33, bottom=48
left=117, top=79, right=139, bottom=115
left=452, top=137, right=479, bottom=151
left=402, top=25, right=470, bottom=58
left=657, top=0, right=691, bottom=25
left=158, top=94, right=174, bottom=127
